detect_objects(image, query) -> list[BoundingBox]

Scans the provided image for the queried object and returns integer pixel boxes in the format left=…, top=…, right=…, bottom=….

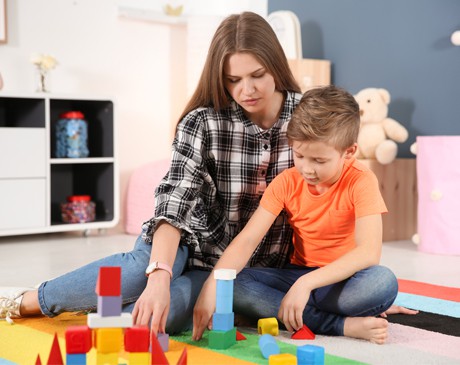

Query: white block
left=214, top=269, right=236, bottom=280
left=87, top=312, right=133, bottom=328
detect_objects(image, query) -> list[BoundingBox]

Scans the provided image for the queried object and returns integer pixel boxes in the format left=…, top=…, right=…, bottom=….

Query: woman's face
left=223, top=52, right=278, bottom=119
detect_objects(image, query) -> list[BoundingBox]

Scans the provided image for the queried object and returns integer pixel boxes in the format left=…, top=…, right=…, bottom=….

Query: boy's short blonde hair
left=287, top=85, right=360, bottom=152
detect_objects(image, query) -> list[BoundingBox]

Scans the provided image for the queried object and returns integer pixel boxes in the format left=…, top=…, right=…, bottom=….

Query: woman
left=0, top=11, right=302, bottom=334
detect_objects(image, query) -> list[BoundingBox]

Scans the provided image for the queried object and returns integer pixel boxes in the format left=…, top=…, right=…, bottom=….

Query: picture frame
left=0, top=0, right=6, bottom=44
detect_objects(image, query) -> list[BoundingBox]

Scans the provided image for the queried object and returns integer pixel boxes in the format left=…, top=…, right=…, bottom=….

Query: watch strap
left=145, top=261, right=173, bottom=279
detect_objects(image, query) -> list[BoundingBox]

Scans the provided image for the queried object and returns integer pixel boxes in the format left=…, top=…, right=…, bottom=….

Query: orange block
left=95, top=328, right=123, bottom=353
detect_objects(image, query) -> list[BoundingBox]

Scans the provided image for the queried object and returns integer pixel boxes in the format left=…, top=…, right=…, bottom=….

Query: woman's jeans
left=37, top=234, right=210, bottom=334
left=233, top=264, right=398, bottom=336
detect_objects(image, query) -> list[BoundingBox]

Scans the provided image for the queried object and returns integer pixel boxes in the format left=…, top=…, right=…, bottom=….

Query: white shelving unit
left=0, top=92, right=119, bottom=236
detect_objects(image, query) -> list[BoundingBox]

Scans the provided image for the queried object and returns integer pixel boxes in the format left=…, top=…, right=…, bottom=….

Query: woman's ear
left=344, top=143, right=358, bottom=159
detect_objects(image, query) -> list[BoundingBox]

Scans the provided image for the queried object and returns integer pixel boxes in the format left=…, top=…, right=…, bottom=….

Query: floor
left=0, top=231, right=459, bottom=289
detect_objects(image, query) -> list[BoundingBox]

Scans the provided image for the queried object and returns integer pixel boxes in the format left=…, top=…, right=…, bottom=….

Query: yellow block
left=95, top=328, right=123, bottom=353
left=129, top=352, right=150, bottom=365
left=269, top=353, right=298, bottom=365
left=96, top=351, right=118, bottom=365
left=258, top=317, right=279, bottom=336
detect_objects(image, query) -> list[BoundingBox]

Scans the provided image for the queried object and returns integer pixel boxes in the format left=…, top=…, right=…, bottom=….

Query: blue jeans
left=233, top=264, right=398, bottom=336
left=37, top=234, right=210, bottom=334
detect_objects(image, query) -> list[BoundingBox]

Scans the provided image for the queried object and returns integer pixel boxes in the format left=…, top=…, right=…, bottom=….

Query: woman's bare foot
left=20, top=290, right=42, bottom=316
left=344, top=317, right=388, bottom=344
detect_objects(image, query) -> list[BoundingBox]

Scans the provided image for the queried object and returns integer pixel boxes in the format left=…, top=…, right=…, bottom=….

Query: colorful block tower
left=208, top=269, right=237, bottom=349
left=89, top=267, right=132, bottom=364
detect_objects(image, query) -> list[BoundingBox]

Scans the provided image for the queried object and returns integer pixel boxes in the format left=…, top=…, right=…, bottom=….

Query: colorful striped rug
left=0, top=279, right=459, bottom=364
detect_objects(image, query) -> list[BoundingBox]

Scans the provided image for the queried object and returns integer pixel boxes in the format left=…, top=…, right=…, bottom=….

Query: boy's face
left=292, top=140, right=357, bottom=189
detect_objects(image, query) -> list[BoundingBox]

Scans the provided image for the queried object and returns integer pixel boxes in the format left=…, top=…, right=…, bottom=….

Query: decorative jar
left=55, top=111, right=89, bottom=158
left=61, top=195, right=96, bottom=223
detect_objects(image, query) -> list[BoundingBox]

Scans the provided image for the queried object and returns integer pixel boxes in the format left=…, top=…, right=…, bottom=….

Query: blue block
left=66, top=353, right=86, bottom=365
left=258, top=334, right=280, bottom=359
left=97, top=295, right=122, bottom=317
left=213, top=312, right=234, bottom=331
left=216, top=280, right=233, bottom=313
left=297, top=344, right=325, bottom=365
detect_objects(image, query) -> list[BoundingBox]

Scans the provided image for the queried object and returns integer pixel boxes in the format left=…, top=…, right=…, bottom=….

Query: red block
left=65, top=325, right=92, bottom=354
left=176, top=348, right=187, bottom=365
left=35, top=354, right=42, bottom=365
left=47, top=333, right=64, bottom=365
left=95, top=266, right=121, bottom=296
left=236, top=330, right=247, bottom=341
left=125, top=325, right=150, bottom=352
left=151, top=332, right=169, bottom=365
left=291, top=324, right=315, bottom=340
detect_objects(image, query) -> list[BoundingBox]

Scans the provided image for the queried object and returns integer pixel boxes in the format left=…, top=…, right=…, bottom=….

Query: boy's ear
left=344, top=143, right=358, bottom=159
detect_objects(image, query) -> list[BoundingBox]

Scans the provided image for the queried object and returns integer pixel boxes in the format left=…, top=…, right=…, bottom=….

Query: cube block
left=208, top=327, right=236, bottom=349
left=258, top=317, right=279, bottom=336
left=97, top=295, right=122, bottom=317
left=297, top=344, right=325, bottom=365
left=213, top=312, right=234, bottom=331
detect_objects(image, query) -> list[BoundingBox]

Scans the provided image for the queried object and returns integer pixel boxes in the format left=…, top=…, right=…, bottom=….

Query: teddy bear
left=354, top=87, right=409, bottom=165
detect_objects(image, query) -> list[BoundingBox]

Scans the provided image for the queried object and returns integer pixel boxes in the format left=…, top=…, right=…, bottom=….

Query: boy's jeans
left=37, top=234, right=210, bottom=334
left=234, top=264, right=398, bottom=336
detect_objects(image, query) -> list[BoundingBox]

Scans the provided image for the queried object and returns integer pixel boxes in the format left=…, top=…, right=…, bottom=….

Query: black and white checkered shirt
left=143, top=91, right=302, bottom=270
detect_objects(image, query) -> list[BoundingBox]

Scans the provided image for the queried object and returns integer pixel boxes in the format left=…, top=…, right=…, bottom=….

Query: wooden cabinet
left=0, top=93, right=119, bottom=236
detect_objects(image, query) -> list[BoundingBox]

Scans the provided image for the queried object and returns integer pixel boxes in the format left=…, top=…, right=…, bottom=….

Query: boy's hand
left=380, top=305, right=419, bottom=318
left=278, top=280, right=311, bottom=333
left=192, top=279, right=217, bottom=341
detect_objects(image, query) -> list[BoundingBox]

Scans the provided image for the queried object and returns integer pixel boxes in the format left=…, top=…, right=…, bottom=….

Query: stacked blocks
left=208, top=269, right=237, bottom=349
left=65, top=325, right=92, bottom=364
left=297, top=344, right=325, bottom=365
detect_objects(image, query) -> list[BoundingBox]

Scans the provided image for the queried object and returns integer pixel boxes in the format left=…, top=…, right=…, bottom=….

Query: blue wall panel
left=268, top=0, right=460, bottom=156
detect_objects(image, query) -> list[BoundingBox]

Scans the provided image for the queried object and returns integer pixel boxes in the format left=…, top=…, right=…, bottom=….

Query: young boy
left=192, top=85, right=399, bottom=344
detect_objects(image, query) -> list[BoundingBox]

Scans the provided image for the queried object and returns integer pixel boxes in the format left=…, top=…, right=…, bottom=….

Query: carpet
left=1, top=279, right=459, bottom=365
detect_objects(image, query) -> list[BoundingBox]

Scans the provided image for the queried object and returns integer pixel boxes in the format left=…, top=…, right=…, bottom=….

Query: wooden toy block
left=297, top=344, right=325, bottom=365
left=95, top=328, right=123, bottom=353
left=124, top=325, right=150, bottom=352
left=66, top=353, right=86, bottom=365
left=157, top=332, right=170, bottom=352
left=47, top=333, right=64, bottom=365
left=65, top=325, right=92, bottom=354
left=213, top=312, right=234, bottom=331
left=35, top=354, right=42, bottom=365
left=269, top=353, right=297, bottom=365
left=208, top=327, right=237, bottom=349
left=258, top=317, right=279, bottom=336
left=214, top=269, right=236, bottom=281
left=87, top=312, right=132, bottom=328
left=258, top=334, right=280, bottom=359
left=95, top=266, right=121, bottom=296
left=216, top=279, right=233, bottom=313
left=128, top=352, right=150, bottom=365
left=96, top=352, right=118, bottom=365
left=151, top=331, right=169, bottom=365
left=236, top=330, right=247, bottom=341
left=97, top=295, right=122, bottom=317
left=176, top=348, right=187, bottom=365
left=291, top=324, right=315, bottom=340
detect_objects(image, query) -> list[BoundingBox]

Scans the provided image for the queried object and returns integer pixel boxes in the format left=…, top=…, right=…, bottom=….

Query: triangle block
left=151, top=332, right=169, bottom=365
left=35, top=354, right=42, bottom=365
left=291, top=324, right=315, bottom=340
left=236, top=330, right=247, bottom=341
left=176, top=347, right=187, bottom=365
left=47, top=333, right=64, bottom=365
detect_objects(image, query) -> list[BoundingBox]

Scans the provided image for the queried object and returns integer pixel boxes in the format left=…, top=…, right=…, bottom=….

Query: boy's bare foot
left=344, top=316, right=388, bottom=344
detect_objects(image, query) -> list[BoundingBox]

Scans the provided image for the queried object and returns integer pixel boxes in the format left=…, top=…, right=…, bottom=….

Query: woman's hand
left=132, top=270, right=171, bottom=335
left=278, top=279, right=311, bottom=333
left=192, top=279, right=217, bottom=341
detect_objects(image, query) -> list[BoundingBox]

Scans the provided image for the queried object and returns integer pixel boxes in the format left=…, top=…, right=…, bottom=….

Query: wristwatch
left=145, top=261, right=173, bottom=279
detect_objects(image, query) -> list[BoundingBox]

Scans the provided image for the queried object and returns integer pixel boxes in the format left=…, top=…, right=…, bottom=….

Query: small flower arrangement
left=30, top=53, right=58, bottom=92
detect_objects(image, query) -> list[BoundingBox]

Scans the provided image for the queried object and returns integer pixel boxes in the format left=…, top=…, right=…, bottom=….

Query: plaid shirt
left=143, top=91, right=302, bottom=270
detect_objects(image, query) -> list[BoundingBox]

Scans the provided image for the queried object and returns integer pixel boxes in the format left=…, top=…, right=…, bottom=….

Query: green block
left=208, top=327, right=237, bottom=349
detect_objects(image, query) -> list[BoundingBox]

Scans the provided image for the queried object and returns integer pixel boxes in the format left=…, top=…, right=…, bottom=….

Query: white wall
left=0, top=0, right=267, bottom=233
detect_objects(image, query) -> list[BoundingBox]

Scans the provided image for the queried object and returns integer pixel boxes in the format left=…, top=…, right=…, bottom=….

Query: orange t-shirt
left=260, top=158, right=387, bottom=267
